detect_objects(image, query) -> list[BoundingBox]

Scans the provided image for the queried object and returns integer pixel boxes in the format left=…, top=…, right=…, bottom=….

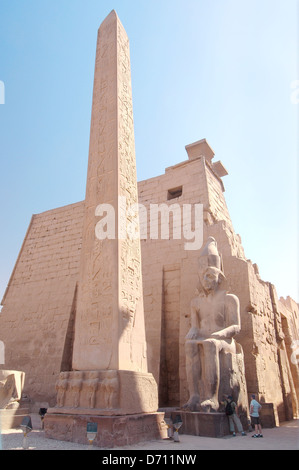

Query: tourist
left=250, top=394, right=263, bottom=438
left=224, top=395, right=246, bottom=437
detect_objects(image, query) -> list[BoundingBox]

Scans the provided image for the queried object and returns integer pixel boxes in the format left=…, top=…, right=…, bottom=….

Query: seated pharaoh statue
left=183, top=237, right=246, bottom=413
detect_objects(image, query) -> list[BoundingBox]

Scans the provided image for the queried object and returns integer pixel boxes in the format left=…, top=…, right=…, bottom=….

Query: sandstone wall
left=0, top=202, right=84, bottom=408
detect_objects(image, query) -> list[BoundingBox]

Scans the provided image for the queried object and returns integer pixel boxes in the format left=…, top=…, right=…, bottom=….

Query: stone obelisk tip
left=98, top=9, right=119, bottom=28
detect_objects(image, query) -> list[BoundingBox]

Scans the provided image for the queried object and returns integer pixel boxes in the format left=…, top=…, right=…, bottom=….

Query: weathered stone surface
left=259, top=403, right=279, bottom=428
left=175, top=411, right=230, bottom=438
left=48, top=370, right=158, bottom=415
left=0, top=370, right=25, bottom=409
left=0, top=408, right=30, bottom=430
left=44, top=412, right=167, bottom=447
left=0, top=370, right=28, bottom=430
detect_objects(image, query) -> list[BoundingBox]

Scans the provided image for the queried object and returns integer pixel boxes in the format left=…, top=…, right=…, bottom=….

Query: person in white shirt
left=250, top=394, right=263, bottom=438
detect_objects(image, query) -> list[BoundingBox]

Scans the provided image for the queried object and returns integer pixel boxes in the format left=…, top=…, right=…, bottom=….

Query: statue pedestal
left=0, top=407, right=30, bottom=430
left=173, top=411, right=230, bottom=438
left=44, top=369, right=165, bottom=447
left=47, top=370, right=158, bottom=416
left=44, top=412, right=167, bottom=447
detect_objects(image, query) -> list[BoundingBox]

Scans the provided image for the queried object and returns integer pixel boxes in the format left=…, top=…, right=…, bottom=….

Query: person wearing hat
left=224, top=395, right=246, bottom=437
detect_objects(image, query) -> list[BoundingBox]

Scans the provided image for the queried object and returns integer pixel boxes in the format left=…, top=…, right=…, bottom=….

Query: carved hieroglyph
left=72, top=10, right=148, bottom=373
left=53, top=369, right=158, bottom=416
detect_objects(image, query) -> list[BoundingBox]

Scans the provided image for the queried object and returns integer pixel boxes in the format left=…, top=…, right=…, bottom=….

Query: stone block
left=44, top=412, right=167, bottom=447
left=48, top=370, right=158, bottom=416
left=173, top=411, right=230, bottom=437
left=259, top=402, right=279, bottom=428
left=0, top=407, right=30, bottom=430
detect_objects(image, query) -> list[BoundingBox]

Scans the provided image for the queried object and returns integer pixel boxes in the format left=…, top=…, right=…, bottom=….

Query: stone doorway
left=159, top=265, right=181, bottom=407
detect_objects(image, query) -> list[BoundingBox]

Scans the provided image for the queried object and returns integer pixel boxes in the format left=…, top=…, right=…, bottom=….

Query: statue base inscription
left=44, top=412, right=167, bottom=448
left=45, top=370, right=163, bottom=447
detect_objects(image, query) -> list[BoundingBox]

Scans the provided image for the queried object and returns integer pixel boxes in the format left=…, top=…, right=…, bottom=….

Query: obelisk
left=72, top=10, right=148, bottom=375
left=46, top=11, right=158, bottom=421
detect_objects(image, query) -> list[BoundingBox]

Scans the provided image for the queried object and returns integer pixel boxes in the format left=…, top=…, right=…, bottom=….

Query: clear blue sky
left=0, top=0, right=298, bottom=302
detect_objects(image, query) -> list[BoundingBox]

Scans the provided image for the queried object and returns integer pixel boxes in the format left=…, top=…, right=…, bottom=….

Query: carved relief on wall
left=55, top=370, right=119, bottom=411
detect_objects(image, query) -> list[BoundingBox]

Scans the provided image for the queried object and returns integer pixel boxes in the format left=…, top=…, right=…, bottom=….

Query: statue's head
left=201, top=266, right=225, bottom=293
left=198, top=237, right=225, bottom=293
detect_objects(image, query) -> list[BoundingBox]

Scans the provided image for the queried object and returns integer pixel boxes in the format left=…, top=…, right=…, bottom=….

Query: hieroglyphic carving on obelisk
left=72, top=11, right=149, bottom=376
left=46, top=11, right=159, bottom=416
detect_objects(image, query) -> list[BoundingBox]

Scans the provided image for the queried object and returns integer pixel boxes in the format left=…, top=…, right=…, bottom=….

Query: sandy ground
left=1, top=415, right=298, bottom=451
